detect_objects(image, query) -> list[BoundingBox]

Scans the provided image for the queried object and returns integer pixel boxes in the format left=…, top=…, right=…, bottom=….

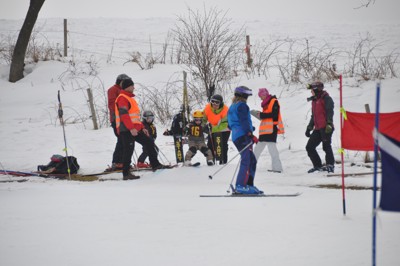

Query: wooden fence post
left=246, top=35, right=252, bottom=68
left=87, top=88, right=98, bottom=130
left=63, top=19, right=68, bottom=57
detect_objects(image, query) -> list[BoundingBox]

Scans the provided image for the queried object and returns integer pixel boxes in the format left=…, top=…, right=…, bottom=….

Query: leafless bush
left=125, top=51, right=160, bottom=70
left=136, top=73, right=188, bottom=125
left=58, top=56, right=109, bottom=129
left=173, top=6, right=245, bottom=100
left=248, top=39, right=286, bottom=79
left=0, top=35, right=16, bottom=65
left=274, top=38, right=339, bottom=84
left=344, top=33, right=399, bottom=80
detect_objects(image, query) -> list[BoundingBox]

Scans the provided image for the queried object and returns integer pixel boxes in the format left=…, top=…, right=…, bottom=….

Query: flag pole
left=339, top=74, right=346, bottom=215
left=372, top=82, right=381, bottom=266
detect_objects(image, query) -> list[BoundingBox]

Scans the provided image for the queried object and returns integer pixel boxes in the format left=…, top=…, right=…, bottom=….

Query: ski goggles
left=145, top=116, right=154, bottom=122
left=210, top=99, right=220, bottom=105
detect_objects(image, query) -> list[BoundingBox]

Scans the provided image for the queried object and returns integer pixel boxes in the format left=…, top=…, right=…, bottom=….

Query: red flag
left=342, top=111, right=400, bottom=151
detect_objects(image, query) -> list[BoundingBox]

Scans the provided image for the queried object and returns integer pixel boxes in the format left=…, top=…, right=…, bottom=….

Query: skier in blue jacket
left=228, top=86, right=263, bottom=194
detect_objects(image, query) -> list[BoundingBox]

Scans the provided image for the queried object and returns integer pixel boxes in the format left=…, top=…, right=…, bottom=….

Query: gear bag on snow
left=37, top=154, right=80, bottom=174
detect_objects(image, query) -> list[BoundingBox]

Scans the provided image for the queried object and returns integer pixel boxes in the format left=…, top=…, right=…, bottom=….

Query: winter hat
left=258, top=88, right=270, bottom=98
left=115, top=73, right=131, bottom=85
left=121, top=79, right=134, bottom=90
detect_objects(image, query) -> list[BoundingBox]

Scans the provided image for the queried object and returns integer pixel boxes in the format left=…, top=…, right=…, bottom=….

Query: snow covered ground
left=0, top=18, right=399, bottom=266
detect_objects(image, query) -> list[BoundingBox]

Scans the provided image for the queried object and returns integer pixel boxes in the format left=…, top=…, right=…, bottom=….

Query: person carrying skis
left=203, top=94, right=230, bottom=164
left=305, top=81, right=335, bottom=173
left=228, top=86, right=263, bottom=194
left=163, top=105, right=186, bottom=137
left=136, top=110, right=157, bottom=169
left=183, top=110, right=214, bottom=166
left=251, top=88, right=284, bottom=173
left=107, top=73, right=131, bottom=171
left=115, top=78, right=172, bottom=180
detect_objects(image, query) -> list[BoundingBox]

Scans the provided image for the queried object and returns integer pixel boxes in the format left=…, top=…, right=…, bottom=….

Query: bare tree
left=173, top=6, right=244, bottom=99
left=355, top=0, right=376, bottom=8
left=9, top=0, right=45, bottom=82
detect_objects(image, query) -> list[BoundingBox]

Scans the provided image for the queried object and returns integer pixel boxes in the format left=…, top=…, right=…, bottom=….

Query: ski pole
left=207, top=124, right=216, bottom=163
left=0, top=161, right=11, bottom=179
left=227, top=159, right=241, bottom=193
left=208, top=141, right=253, bottom=179
left=155, top=144, right=171, bottom=165
left=58, top=90, right=71, bottom=180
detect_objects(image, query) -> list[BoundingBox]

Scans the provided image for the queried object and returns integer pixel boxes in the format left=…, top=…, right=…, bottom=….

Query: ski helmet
left=193, top=110, right=204, bottom=119
left=116, top=73, right=131, bottom=85
left=307, top=81, right=324, bottom=92
left=142, top=110, right=155, bottom=122
left=210, top=94, right=223, bottom=107
left=234, top=86, right=252, bottom=99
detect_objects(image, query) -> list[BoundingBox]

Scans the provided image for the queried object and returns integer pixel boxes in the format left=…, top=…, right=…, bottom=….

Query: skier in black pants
left=136, top=110, right=157, bottom=168
left=305, top=81, right=335, bottom=173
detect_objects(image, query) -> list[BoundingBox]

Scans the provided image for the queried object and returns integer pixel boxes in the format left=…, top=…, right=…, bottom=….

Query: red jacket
left=108, top=84, right=122, bottom=123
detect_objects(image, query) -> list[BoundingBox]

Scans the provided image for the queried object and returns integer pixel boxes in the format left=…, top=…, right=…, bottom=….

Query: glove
left=250, top=109, right=261, bottom=119
left=325, top=124, right=333, bottom=134
left=305, top=125, right=313, bottom=137
left=252, top=135, right=259, bottom=144
left=163, top=129, right=171, bottom=136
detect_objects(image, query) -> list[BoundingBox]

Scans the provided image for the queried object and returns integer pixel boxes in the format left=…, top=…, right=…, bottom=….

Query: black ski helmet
left=307, top=81, right=324, bottom=93
left=210, top=94, right=223, bottom=107
left=116, top=73, right=131, bottom=85
left=234, top=86, right=252, bottom=99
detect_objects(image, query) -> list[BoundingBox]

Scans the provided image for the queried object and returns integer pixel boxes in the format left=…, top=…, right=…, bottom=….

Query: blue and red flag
left=376, top=132, right=400, bottom=212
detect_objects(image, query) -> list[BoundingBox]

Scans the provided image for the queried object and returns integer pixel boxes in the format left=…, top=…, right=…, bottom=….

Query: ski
left=326, top=171, right=379, bottom=177
left=187, top=162, right=200, bottom=167
left=0, top=179, right=29, bottom=183
left=200, top=192, right=301, bottom=198
left=0, top=170, right=47, bottom=177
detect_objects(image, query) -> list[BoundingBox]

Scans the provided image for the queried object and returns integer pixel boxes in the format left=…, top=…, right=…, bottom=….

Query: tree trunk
left=9, top=0, right=45, bottom=83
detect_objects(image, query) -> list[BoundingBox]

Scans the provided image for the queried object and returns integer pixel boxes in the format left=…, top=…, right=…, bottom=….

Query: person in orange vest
left=203, top=94, right=230, bottom=164
left=115, top=78, right=172, bottom=180
left=251, top=88, right=284, bottom=173
left=106, top=73, right=131, bottom=171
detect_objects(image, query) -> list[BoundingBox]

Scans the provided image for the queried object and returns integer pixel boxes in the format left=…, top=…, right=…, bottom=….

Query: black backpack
left=38, top=155, right=80, bottom=174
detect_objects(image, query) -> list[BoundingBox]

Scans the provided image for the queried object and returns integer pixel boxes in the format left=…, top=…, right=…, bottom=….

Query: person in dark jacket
left=305, top=81, right=335, bottom=173
left=136, top=110, right=157, bottom=168
left=163, top=106, right=187, bottom=137
left=228, top=86, right=262, bottom=195
left=107, top=73, right=131, bottom=171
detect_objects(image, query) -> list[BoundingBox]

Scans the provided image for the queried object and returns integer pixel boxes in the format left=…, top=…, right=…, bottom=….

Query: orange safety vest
left=259, top=98, right=285, bottom=135
left=115, top=94, right=141, bottom=130
left=204, top=103, right=228, bottom=126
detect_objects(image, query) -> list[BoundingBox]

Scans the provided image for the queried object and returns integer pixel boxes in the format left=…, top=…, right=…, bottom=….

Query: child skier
left=136, top=110, right=157, bottom=168
left=183, top=110, right=214, bottom=166
left=228, top=86, right=263, bottom=194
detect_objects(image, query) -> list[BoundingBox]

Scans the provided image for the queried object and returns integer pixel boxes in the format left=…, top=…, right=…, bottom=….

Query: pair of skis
left=199, top=192, right=301, bottom=198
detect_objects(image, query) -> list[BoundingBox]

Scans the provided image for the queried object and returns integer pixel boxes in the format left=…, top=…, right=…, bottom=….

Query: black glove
left=163, top=129, right=171, bottom=136
left=325, top=123, right=333, bottom=134
left=305, top=125, right=313, bottom=138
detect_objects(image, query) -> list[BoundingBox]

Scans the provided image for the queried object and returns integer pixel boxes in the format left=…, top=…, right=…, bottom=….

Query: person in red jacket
left=305, top=81, right=335, bottom=173
left=115, top=78, right=172, bottom=180
left=107, top=73, right=131, bottom=171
